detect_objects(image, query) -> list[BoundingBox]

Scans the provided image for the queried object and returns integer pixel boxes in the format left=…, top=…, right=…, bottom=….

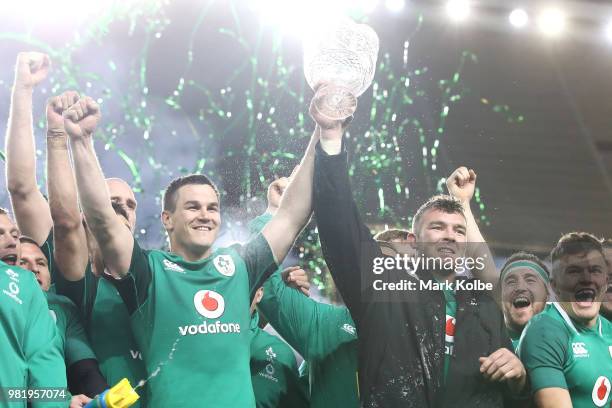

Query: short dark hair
left=501, top=251, right=550, bottom=279
left=550, top=232, right=604, bottom=267
left=19, top=235, right=39, bottom=247
left=411, top=195, right=464, bottom=233
left=374, top=228, right=411, bottom=242
left=163, top=174, right=220, bottom=213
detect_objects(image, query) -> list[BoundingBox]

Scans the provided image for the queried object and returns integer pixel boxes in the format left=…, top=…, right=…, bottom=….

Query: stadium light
left=253, top=0, right=350, bottom=38
left=509, top=8, right=528, bottom=28
left=385, top=0, right=405, bottom=13
left=537, top=8, right=566, bottom=37
left=446, top=0, right=470, bottom=22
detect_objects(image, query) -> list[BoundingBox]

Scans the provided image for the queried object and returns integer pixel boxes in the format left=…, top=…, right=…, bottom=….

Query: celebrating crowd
left=1, top=51, right=611, bottom=408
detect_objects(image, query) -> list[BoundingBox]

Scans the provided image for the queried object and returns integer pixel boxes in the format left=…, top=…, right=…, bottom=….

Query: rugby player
left=64, top=95, right=316, bottom=406
left=251, top=178, right=359, bottom=408
left=519, top=232, right=612, bottom=408
left=19, top=236, right=107, bottom=400
left=5, top=54, right=146, bottom=395
left=312, top=99, right=524, bottom=407
left=500, top=252, right=550, bottom=349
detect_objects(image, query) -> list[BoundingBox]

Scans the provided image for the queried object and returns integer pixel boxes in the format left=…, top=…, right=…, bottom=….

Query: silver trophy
left=304, top=18, right=379, bottom=121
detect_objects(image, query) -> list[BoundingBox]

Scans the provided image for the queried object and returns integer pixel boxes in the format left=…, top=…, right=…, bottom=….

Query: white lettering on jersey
left=592, top=376, right=611, bottom=407
left=178, top=321, right=241, bottom=336
left=2, top=268, right=22, bottom=304
left=130, top=350, right=143, bottom=360
left=213, top=255, right=235, bottom=277
left=163, top=259, right=185, bottom=273
left=572, top=342, right=589, bottom=358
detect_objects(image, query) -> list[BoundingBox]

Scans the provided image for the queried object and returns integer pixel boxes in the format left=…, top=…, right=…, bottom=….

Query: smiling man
left=63, top=95, right=316, bottom=407
left=500, top=252, right=550, bottom=349
left=519, top=232, right=612, bottom=408
left=313, top=102, right=524, bottom=407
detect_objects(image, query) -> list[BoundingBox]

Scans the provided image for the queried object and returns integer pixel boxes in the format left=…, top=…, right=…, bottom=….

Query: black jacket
left=313, top=144, right=513, bottom=408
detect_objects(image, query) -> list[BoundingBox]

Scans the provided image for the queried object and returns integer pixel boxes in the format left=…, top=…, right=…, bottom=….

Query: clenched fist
left=446, top=166, right=477, bottom=203
left=14, top=52, right=50, bottom=89
left=63, top=96, right=101, bottom=139
left=47, top=91, right=80, bottom=136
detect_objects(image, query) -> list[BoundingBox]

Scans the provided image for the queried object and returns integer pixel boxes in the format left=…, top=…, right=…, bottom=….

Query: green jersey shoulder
left=519, top=303, right=612, bottom=408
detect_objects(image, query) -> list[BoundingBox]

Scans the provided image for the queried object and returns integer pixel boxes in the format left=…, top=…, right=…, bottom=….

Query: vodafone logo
left=193, top=290, right=225, bottom=319
left=445, top=314, right=456, bottom=343
left=592, top=376, right=610, bottom=407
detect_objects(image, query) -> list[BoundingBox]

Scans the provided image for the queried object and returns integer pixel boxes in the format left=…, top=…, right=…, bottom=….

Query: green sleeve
left=518, top=315, right=569, bottom=393
left=23, top=273, right=70, bottom=407
left=109, top=237, right=152, bottom=315
left=248, top=213, right=273, bottom=239
left=41, top=232, right=97, bottom=320
left=237, top=234, right=278, bottom=296
left=259, top=270, right=354, bottom=360
left=63, top=300, right=97, bottom=366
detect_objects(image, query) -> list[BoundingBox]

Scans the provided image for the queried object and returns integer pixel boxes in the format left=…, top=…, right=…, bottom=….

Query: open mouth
left=437, top=246, right=456, bottom=255
left=512, top=295, right=531, bottom=309
left=574, top=288, right=596, bottom=306
left=193, top=226, right=212, bottom=232
left=1, top=254, right=18, bottom=266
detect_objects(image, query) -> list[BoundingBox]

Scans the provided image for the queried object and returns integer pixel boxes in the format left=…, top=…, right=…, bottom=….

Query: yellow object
left=102, top=378, right=140, bottom=408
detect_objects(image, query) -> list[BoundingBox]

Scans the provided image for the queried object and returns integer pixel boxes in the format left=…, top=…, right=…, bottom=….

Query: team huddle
left=1, top=51, right=611, bottom=408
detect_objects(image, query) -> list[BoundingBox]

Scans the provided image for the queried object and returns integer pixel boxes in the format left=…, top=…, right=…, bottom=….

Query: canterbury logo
left=572, top=342, right=589, bottom=357
left=163, top=259, right=185, bottom=273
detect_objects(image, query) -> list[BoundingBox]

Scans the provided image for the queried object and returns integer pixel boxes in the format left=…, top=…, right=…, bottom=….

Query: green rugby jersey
left=249, top=212, right=359, bottom=408
left=0, top=262, right=68, bottom=407
left=45, top=292, right=96, bottom=366
left=258, top=271, right=359, bottom=408
left=519, top=302, right=612, bottom=407
left=250, top=312, right=308, bottom=408
left=111, top=234, right=277, bottom=407
left=41, top=234, right=146, bottom=401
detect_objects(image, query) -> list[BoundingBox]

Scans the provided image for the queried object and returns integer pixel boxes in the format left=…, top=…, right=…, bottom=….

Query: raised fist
left=446, top=166, right=477, bottom=203
left=63, top=96, right=101, bottom=139
left=282, top=266, right=311, bottom=296
left=14, top=52, right=50, bottom=89
left=267, top=177, right=290, bottom=211
left=46, top=91, right=80, bottom=136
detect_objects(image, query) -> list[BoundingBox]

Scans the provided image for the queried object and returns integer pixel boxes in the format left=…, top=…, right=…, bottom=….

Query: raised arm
left=446, top=167, right=498, bottom=287
left=46, top=92, right=89, bottom=281
left=312, top=99, right=381, bottom=324
left=64, top=97, right=133, bottom=278
left=260, top=102, right=319, bottom=264
left=5, top=52, right=52, bottom=244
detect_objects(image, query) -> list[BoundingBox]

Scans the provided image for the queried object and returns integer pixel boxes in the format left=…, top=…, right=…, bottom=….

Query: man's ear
left=161, top=210, right=173, bottom=232
left=405, top=232, right=417, bottom=244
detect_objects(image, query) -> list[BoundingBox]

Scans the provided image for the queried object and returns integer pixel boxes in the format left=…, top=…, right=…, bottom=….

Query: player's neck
left=170, top=243, right=213, bottom=262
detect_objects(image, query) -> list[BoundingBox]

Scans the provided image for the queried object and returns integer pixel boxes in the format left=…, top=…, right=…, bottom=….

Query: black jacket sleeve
left=313, top=142, right=382, bottom=328
left=67, top=358, right=109, bottom=397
